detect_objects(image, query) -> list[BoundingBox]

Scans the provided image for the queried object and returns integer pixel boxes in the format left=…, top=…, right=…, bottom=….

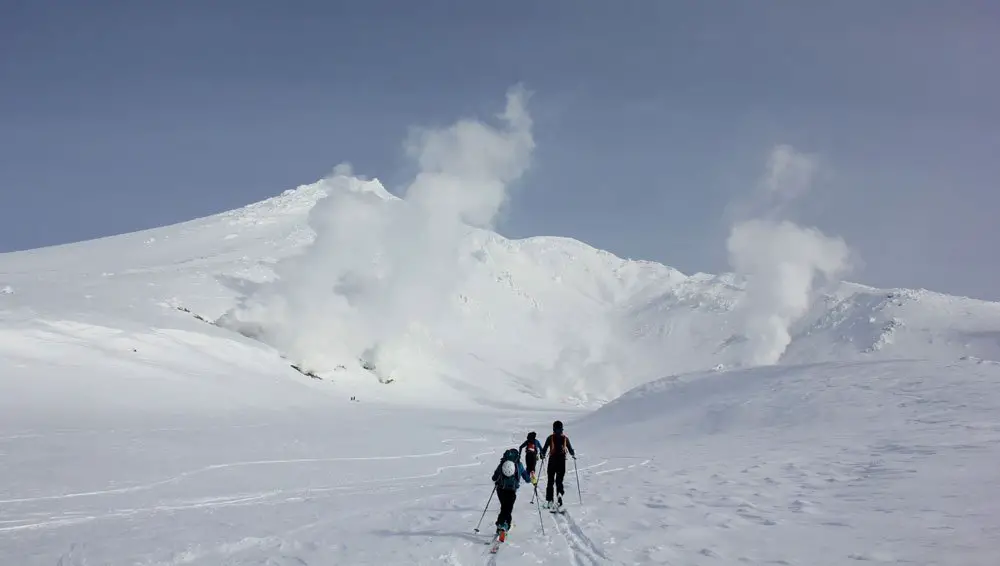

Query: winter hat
left=553, top=420, right=563, bottom=433
left=527, top=431, right=536, bottom=440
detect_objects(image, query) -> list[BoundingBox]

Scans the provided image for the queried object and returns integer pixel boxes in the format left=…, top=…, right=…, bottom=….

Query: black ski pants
left=525, top=452, right=537, bottom=475
left=495, top=488, right=516, bottom=529
left=545, top=458, right=566, bottom=502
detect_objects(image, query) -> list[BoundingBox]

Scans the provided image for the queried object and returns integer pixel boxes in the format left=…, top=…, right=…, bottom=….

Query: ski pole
left=529, top=470, right=536, bottom=504
left=573, top=457, right=582, bottom=504
left=533, top=483, right=545, bottom=535
left=474, top=485, right=496, bottom=533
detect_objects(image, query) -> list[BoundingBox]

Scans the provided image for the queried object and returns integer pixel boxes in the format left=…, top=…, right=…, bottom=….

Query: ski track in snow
left=0, top=438, right=492, bottom=532
left=549, top=509, right=612, bottom=566
left=7, top=405, right=998, bottom=565
left=0, top=443, right=469, bottom=506
left=0, top=416, right=652, bottom=566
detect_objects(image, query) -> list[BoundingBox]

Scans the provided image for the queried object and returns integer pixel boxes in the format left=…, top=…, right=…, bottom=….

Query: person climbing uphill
left=540, top=420, right=576, bottom=511
left=491, top=447, right=534, bottom=541
left=518, top=431, right=543, bottom=480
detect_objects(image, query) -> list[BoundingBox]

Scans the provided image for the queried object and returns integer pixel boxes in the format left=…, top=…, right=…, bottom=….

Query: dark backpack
left=496, top=449, right=520, bottom=490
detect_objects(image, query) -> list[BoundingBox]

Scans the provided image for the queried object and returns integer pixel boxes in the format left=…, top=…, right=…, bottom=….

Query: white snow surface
left=3, top=159, right=1000, bottom=561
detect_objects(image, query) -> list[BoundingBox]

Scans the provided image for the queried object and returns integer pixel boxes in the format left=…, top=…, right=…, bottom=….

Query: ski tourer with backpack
left=488, top=447, right=533, bottom=553
left=539, top=420, right=576, bottom=513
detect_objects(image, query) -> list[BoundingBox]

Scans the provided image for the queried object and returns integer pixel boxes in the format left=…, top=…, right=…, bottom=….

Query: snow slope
left=3, top=93, right=1000, bottom=563
left=3, top=174, right=999, bottom=565
left=572, top=358, right=1000, bottom=565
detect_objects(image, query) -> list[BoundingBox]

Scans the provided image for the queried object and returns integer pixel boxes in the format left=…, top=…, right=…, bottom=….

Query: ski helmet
left=553, top=420, right=563, bottom=433
left=527, top=431, right=536, bottom=440
left=501, top=460, right=516, bottom=477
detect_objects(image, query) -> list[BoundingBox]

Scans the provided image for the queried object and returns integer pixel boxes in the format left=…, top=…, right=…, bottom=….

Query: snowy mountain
left=6, top=171, right=997, bottom=409
left=3, top=89, right=999, bottom=563
left=2, top=173, right=999, bottom=565
left=13, top=172, right=1000, bottom=408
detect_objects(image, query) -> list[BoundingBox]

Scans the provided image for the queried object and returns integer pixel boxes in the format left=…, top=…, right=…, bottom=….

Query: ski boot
left=551, top=496, right=565, bottom=514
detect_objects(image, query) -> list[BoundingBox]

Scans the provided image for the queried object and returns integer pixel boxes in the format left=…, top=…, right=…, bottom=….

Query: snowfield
left=2, top=93, right=1000, bottom=564
left=577, top=359, right=1000, bottom=565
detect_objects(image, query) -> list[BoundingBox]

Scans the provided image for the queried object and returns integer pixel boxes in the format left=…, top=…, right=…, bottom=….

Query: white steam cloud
left=763, top=143, right=818, bottom=201
left=727, top=145, right=852, bottom=366
left=219, top=85, right=534, bottom=380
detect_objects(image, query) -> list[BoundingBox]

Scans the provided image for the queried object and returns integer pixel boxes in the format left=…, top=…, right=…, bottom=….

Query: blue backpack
left=495, top=448, right=522, bottom=490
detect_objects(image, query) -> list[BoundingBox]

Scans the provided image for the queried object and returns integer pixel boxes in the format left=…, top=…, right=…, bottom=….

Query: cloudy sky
left=2, top=1, right=998, bottom=300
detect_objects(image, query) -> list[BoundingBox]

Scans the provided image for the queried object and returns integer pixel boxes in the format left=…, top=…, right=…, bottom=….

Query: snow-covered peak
left=3, top=168, right=998, bottom=410
left=3, top=84, right=999, bottom=409
left=219, top=174, right=397, bottom=228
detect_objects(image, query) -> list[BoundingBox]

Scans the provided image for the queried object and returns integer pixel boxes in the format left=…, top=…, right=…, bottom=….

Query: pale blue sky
left=2, top=1, right=998, bottom=300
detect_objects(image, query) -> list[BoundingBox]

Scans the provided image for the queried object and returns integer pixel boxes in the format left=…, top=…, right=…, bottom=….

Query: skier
left=518, top=431, right=543, bottom=480
left=491, top=447, right=534, bottom=541
left=539, top=419, right=576, bottom=511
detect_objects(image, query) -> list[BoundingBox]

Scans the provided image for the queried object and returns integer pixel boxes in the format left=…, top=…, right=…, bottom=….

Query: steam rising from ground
left=219, top=86, right=534, bottom=378
left=221, top=92, right=850, bottom=379
left=727, top=145, right=852, bottom=365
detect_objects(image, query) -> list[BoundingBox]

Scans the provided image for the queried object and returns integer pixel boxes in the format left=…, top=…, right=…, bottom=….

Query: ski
left=485, top=522, right=514, bottom=553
